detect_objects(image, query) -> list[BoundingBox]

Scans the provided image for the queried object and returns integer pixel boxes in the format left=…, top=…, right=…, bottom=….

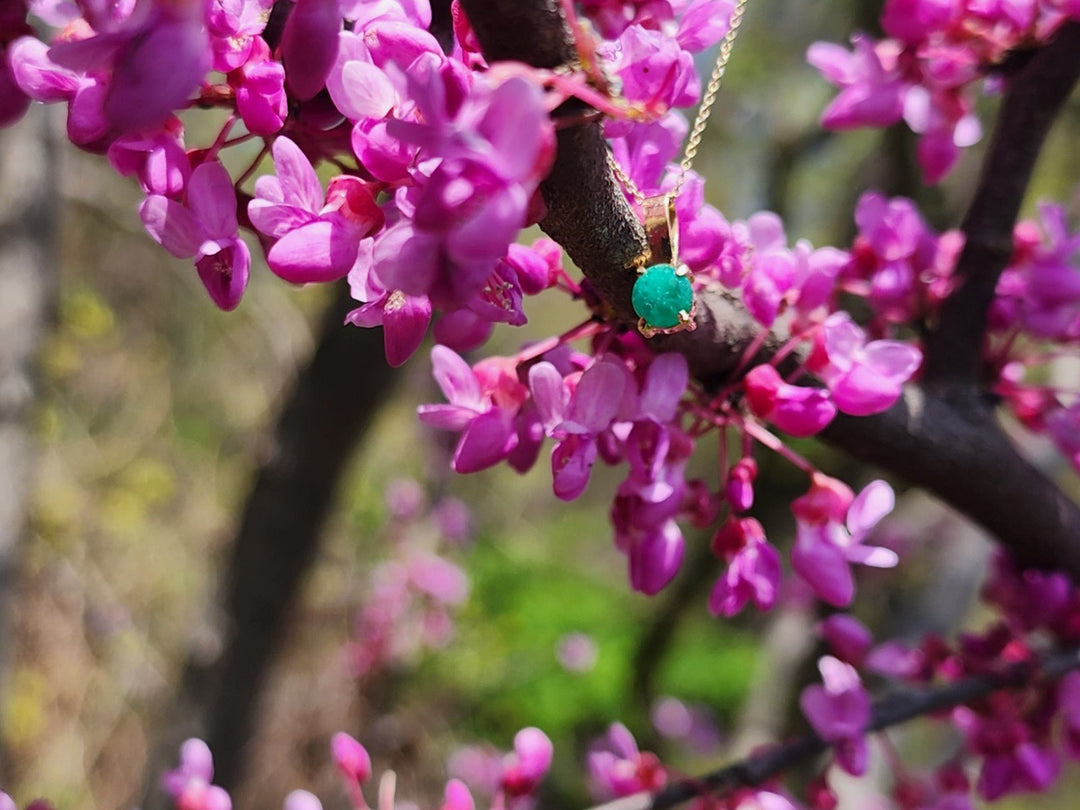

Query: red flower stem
left=740, top=417, right=817, bottom=475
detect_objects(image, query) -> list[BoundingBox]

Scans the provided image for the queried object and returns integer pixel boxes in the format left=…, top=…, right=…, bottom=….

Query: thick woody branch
left=923, top=22, right=1080, bottom=389
left=582, top=646, right=1080, bottom=810
left=460, top=0, right=1080, bottom=575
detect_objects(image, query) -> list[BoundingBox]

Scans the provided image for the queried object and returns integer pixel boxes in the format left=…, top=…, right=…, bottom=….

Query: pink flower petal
left=267, top=220, right=359, bottom=283
left=272, top=137, right=324, bottom=213
left=140, top=195, right=202, bottom=258
left=187, top=161, right=239, bottom=238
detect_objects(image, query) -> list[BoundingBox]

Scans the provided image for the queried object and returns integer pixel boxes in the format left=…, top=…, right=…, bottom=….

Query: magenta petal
left=344, top=298, right=386, bottom=328
left=453, top=408, right=514, bottom=473
left=771, top=388, right=837, bottom=437
left=196, top=239, right=250, bottom=311
left=283, top=790, right=321, bottom=810
left=864, top=340, right=922, bottom=382
left=430, top=344, right=483, bottom=408
left=247, top=199, right=316, bottom=239
left=552, top=435, right=597, bottom=500
left=917, top=129, right=959, bottom=184
left=382, top=291, right=432, bottom=367
left=416, top=403, right=476, bottom=431
left=792, top=528, right=854, bottom=607
left=338, top=60, right=396, bottom=120
left=140, top=195, right=202, bottom=258
left=267, top=220, right=359, bottom=283
left=442, top=779, right=474, bottom=810
left=67, top=82, right=110, bottom=146
left=528, top=362, right=568, bottom=434
left=9, top=36, right=80, bottom=102
left=0, top=65, right=29, bottom=128
left=205, top=785, right=232, bottom=810
left=640, top=353, right=688, bottom=422
left=806, top=41, right=854, bottom=84
left=571, top=362, right=624, bottom=432
left=835, top=737, right=868, bottom=777
left=179, top=738, right=215, bottom=782
left=105, top=18, right=210, bottom=133
left=846, top=480, right=894, bottom=537
left=628, top=520, right=684, bottom=595
left=513, top=727, right=553, bottom=781
left=282, top=0, right=341, bottom=100
left=272, top=137, right=323, bottom=212
left=187, top=161, right=239, bottom=237
left=830, top=366, right=901, bottom=416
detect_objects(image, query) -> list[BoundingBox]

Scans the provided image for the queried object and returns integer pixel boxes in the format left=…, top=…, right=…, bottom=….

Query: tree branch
left=582, top=646, right=1080, bottom=810
left=923, top=23, right=1080, bottom=389
left=459, top=0, right=1080, bottom=576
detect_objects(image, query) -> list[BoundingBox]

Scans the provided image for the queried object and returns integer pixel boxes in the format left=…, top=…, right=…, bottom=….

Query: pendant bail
left=640, top=193, right=679, bottom=267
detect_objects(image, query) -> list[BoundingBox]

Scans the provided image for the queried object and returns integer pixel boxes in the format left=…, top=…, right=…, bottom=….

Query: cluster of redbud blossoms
left=8, top=0, right=1080, bottom=807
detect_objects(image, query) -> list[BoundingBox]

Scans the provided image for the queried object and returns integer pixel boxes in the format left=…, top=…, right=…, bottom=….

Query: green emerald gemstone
left=632, top=263, right=693, bottom=329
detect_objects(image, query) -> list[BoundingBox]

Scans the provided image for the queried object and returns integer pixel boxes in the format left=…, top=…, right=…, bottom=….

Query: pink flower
left=812, top=312, right=922, bottom=416
left=588, top=723, right=667, bottom=801
left=140, top=160, right=251, bottom=310
left=228, top=37, right=286, bottom=135
left=162, top=738, right=232, bottom=810
left=417, top=346, right=522, bottom=474
left=800, top=655, right=871, bottom=776
left=708, top=517, right=781, bottom=616
left=807, top=35, right=907, bottom=130
left=281, top=0, right=341, bottom=100
left=744, top=364, right=837, bottom=438
left=249, top=137, right=383, bottom=283
left=208, top=0, right=273, bottom=72
left=8, top=34, right=111, bottom=149
left=283, top=791, right=322, bottom=810
left=791, top=476, right=898, bottom=607
left=107, top=117, right=191, bottom=196
left=556, top=632, right=598, bottom=673
left=346, top=288, right=432, bottom=367
left=441, top=779, right=475, bottom=810
left=49, top=0, right=212, bottom=134
left=606, top=24, right=699, bottom=111
left=500, top=728, right=553, bottom=799
left=331, top=732, right=372, bottom=784
left=818, top=613, right=873, bottom=666
left=529, top=359, right=627, bottom=500
left=725, top=456, right=757, bottom=513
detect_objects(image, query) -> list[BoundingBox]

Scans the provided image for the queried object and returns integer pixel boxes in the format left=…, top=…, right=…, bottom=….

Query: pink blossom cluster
left=988, top=203, right=1080, bottom=473
left=809, top=0, right=1080, bottom=181
left=345, top=479, right=471, bottom=678
left=792, top=555, right=1080, bottom=808
left=4, top=0, right=742, bottom=368
left=157, top=728, right=550, bottom=810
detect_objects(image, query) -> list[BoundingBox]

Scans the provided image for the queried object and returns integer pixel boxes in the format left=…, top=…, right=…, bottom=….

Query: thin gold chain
left=609, top=0, right=750, bottom=204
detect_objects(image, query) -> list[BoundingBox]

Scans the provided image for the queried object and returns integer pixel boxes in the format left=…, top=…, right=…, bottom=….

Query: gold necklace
left=608, top=0, right=750, bottom=338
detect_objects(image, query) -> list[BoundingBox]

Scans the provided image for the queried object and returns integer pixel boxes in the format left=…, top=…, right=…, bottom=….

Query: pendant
left=632, top=194, right=697, bottom=338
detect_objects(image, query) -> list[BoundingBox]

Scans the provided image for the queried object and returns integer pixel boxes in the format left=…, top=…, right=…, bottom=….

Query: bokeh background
left=3, top=1, right=1080, bottom=808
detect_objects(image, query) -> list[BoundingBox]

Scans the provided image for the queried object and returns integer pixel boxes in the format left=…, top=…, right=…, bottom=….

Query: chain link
left=610, top=0, right=750, bottom=203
